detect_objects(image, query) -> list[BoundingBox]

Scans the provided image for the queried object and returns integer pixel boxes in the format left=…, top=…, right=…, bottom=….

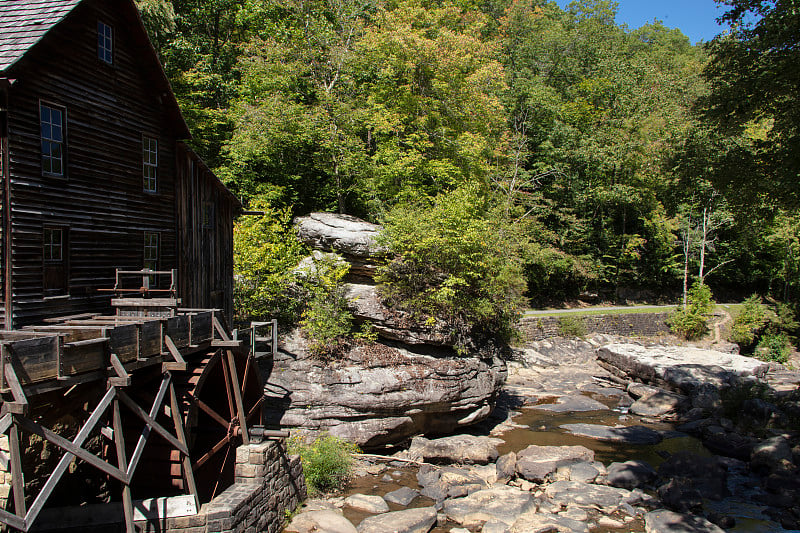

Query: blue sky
left=555, top=0, right=728, bottom=44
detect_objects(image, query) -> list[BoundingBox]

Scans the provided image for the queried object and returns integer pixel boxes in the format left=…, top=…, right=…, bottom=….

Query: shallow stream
left=340, top=391, right=788, bottom=532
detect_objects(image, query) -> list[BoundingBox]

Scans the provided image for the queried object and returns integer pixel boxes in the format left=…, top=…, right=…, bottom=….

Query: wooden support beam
left=4, top=365, right=28, bottom=415
left=0, top=508, right=25, bottom=531
left=9, top=423, right=26, bottom=518
left=108, top=354, right=131, bottom=387
left=163, top=336, right=187, bottom=372
left=112, top=399, right=134, bottom=533
left=212, top=316, right=230, bottom=341
left=225, top=350, right=249, bottom=446
left=169, top=382, right=199, bottom=511
left=211, top=340, right=241, bottom=349
left=15, top=417, right=127, bottom=483
left=124, top=376, right=171, bottom=477
left=118, top=390, right=188, bottom=457
left=22, top=387, right=118, bottom=528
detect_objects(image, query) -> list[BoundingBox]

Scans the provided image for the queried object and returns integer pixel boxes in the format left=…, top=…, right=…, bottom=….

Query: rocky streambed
left=285, top=336, right=800, bottom=533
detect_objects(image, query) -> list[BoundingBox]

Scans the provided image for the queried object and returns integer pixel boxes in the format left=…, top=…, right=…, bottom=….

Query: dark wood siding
left=5, top=0, right=180, bottom=327
left=176, top=144, right=239, bottom=322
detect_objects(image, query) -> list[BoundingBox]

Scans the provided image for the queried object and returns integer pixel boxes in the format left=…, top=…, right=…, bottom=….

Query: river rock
left=630, top=391, right=686, bottom=417
left=750, top=435, right=793, bottom=473
left=356, top=507, right=437, bottom=533
left=442, top=486, right=536, bottom=527
left=544, top=480, right=634, bottom=510
left=286, top=510, right=358, bottom=533
left=557, top=461, right=602, bottom=483
left=529, top=395, right=608, bottom=412
left=657, top=479, right=702, bottom=512
left=515, top=445, right=594, bottom=482
left=496, top=452, right=517, bottom=483
left=657, top=452, right=729, bottom=501
left=407, top=435, right=501, bottom=464
left=510, top=510, right=589, bottom=533
left=384, top=487, right=419, bottom=507
left=416, top=465, right=487, bottom=502
left=266, top=331, right=506, bottom=448
left=344, top=494, right=389, bottom=514
left=607, top=460, right=657, bottom=489
left=644, top=510, right=725, bottom=533
left=560, top=423, right=663, bottom=445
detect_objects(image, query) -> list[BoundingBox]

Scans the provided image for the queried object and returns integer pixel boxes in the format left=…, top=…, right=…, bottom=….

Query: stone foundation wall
left=135, top=438, right=306, bottom=533
left=519, top=312, right=671, bottom=342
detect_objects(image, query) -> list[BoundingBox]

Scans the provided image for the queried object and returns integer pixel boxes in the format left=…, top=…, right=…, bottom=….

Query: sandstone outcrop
left=265, top=213, right=507, bottom=448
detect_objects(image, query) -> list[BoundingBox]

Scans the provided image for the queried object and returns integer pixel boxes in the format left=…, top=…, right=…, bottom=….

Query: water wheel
left=124, top=348, right=264, bottom=503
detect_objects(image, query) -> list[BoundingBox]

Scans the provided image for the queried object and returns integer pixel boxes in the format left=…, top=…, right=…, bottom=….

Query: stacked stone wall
left=518, top=312, right=671, bottom=342
left=134, top=438, right=306, bottom=533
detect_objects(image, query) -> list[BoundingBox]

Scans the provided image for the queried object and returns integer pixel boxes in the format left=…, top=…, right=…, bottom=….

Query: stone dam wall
left=135, top=438, right=306, bottom=533
left=518, top=312, right=671, bottom=342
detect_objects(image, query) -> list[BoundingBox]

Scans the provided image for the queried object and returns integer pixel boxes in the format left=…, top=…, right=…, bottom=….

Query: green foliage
left=298, top=254, right=354, bottom=358
left=288, top=434, right=360, bottom=495
left=376, top=186, right=528, bottom=352
left=557, top=315, right=587, bottom=338
left=669, top=282, right=714, bottom=340
left=729, top=295, right=770, bottom=347
left=755, top=332, right=791, bottom=364
left=233, top=200, right=306, bottom=324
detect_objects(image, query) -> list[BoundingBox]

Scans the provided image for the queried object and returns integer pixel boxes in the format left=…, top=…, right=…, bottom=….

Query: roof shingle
left=0, top=0, right=82, bottom=73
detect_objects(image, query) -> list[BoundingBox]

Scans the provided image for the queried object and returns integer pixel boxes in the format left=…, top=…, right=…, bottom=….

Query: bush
left=755, top=332, right=791, bottom=363
left=557, top=315, right=587, bottom=338
left=375, top=186, right=528, bottom=352
left=729, top=294, right=770, bottom=347
left=233, top=199, right=307, bottom=324
left=669, top=282, right=714, bottom=340
left=298, top=254, right=354, bottom=357
left=288, top=434, right=360, bottom=494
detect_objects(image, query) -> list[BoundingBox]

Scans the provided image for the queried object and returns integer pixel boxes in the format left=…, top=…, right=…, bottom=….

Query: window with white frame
left=97, top=21, right=113, bottom=64
left=143, top=232, right=159, bottom=271
left=143, top=136, right=157, bottom=192
left=40, top=104, right=64, bottom=176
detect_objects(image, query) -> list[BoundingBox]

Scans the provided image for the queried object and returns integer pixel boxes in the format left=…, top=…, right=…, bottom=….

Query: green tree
left=703, top=0, right=800, bottom=208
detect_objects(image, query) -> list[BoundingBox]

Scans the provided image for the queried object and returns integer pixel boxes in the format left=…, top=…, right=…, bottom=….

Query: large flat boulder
left=515, top=445, right=594, bottom=482
left=644, top=510, right=725, bottom=533
left=559, top=423, right=663, bottom=445
left=544, top=480, right=635, bottom=510
left=286, top=510, right=358, bottom=533
left=510, top=510, right=590, bottom=533
left=597, top=344, right=768, bottom=393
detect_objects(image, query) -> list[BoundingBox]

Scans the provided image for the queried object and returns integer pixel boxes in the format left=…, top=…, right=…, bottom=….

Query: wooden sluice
left=0, top=270, right=279, bottom=533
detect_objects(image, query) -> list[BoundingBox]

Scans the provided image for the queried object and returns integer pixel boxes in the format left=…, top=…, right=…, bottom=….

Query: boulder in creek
left=630, top=391, right=687, bottom=417
left=559, top=423, right=663, bottom=445
left=510, top=510, right=590, bottom=533
left=265, top=331, right=506, bottom=448
left=606, top=460, right=657, bottom=489
left=750, top=435, right=793, bottom=473
left=344, top=494, right=389, bottom=514
left=544, top=480, right=635, bottom=511
left=356, top=507, right=437, bottom=533
left=495, top=452, right=517, bottom=484
left=644, top=509, right=725, bottom=533
left=383, top=487, right=419, bottom=507
left=416, top=465, right=487, bottom=502
left=515, top=445, right=594, bottom=482
left=657, top=452, right=729, bottom=501
left=285, top=510, right=358, bottom=533
left=529, top=395, right=609, bottom=413
left=407, top=435, right=502, bottom=465
left=442, top=486, right=537, bottom=527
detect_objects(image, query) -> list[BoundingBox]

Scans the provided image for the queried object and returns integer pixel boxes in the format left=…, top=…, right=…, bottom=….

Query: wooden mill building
left=0, top=0, right=241, bottom=329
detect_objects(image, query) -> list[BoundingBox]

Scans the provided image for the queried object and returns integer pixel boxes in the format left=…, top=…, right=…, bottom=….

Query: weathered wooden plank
left=187, top=311, right=212, bottom=346
left=108, top=324, right=138, bottom=363
left=59, top=338, right=107, bottom=377
left=164, top=315, right=190, bottom=349
left=139, top=320, right=161, bottom=359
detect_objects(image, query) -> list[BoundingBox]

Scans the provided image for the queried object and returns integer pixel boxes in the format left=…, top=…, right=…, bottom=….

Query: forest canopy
left=138, top=0, right=799, bottom=306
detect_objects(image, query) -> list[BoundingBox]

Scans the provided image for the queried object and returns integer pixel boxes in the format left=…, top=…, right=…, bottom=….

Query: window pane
left=51, top=108, right=61, bottom=127
left=41, top=106, right=50, bottom=123
left=41, top=122, right=51, bottom=139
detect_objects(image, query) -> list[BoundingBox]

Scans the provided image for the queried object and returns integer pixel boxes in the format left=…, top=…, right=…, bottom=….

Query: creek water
left=339, top=391, right=787, bottom=532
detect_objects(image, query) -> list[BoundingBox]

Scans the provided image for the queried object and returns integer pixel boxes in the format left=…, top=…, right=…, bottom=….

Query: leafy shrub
left=524, top=245, right=596, bottom=304
left=298, top=254, right=354, bottom=357
left=375, top=187, right=529, bottom=352
left=233, top=200, right=307, bottom=324
left=557, top=315, right=587, bottom=338
left=755, top=332, right=791, bottom=363
left=669, top=282, right=714, bottom=340
left=729, top=295, right=770, bottom=347
left=288, top=434, right=360, bottom=494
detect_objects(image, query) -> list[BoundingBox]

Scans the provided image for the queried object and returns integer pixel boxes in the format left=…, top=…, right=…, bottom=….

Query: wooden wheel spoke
left=241, top=354, right=251, bottom=396
left=220, top=352, right=236, bottom=420
left=246, top=395, right=265, bottom=423
left=193, top=433, right=232, bottom=470
left=186, top=392, right=230, bottom=429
